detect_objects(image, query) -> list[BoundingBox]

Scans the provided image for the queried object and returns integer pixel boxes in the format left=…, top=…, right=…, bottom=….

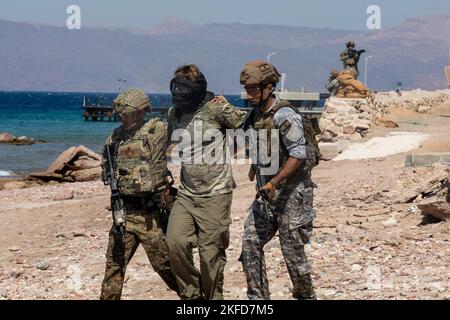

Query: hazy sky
left=1, top=0, right=449, bottom=30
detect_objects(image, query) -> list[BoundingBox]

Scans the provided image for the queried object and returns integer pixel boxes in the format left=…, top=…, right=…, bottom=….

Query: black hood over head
left=170, top=72, right=208, bottom=112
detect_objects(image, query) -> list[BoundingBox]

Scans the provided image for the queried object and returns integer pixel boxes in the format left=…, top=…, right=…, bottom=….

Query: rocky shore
left=0, top=91, right=449, bottom=300
left=318, top=89, right=450, bottom=160
left=0, top=132, right=46, bottom=145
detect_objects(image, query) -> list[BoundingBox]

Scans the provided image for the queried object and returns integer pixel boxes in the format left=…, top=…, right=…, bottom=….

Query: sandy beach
left=0, top=101, right=449, bottom=300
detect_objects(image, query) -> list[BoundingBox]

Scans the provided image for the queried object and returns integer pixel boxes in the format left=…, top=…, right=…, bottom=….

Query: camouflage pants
left=100, top=208, right=179, bottom=300
left=344, top=65, right=359, bottom=79
left=166, top=192, right=232, bottom=300
left=241, top=174, right=316, bottom=300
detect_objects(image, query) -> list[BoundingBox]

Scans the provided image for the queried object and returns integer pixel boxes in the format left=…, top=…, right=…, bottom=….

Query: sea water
left=0, top=91, right=244, bottom=176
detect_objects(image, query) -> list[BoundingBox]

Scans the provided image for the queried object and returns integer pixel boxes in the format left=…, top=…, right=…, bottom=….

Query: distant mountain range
left=0, top=15, right=449, bottom=93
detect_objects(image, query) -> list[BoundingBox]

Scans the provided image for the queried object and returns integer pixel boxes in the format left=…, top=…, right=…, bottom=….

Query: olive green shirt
left=168, top=99, right=247, bottom=197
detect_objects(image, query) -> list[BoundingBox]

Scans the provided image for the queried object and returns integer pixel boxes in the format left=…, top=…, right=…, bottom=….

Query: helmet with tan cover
left=240, top=60, right=281, bottom=87
left=346, top=40, right=355, bottom=47
left=113, top=88, right=151, bottom=114
left=331, top=69, right=340, bottom=77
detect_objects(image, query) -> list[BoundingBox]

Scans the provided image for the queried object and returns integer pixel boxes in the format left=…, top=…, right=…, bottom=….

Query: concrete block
left=405, top=153, right=450, bottom=167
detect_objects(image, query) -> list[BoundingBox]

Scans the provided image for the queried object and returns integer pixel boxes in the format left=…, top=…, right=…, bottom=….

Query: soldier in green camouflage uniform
left=100, top=88, right=179, bottom=300
left=239, top=61, right=320, bottom=300
left=166, top=64, right=247, bottom=300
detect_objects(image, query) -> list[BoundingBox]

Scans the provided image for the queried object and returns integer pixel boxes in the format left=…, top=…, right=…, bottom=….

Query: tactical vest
left=114, top=119, right=167, bottom=196
left=248, top=99, right=321, bottom=173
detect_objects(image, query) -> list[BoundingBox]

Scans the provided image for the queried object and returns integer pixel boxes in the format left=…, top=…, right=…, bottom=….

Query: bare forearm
left=270, top=156, right=304, bottom=187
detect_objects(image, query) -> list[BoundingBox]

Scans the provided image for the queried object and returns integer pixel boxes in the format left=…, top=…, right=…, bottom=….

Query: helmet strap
left=257, top=84, right=275, bottom=111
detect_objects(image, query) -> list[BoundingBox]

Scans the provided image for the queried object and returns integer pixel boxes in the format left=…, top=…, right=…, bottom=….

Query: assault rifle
left=252, top=164, right=273, bottom=222
left=348, top=49, right=366, bottom=59
left=102, top=144, right=126, bottom=243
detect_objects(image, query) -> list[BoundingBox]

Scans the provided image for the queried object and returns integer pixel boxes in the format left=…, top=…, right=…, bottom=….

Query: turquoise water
left=0, top=91, right=244, bottom=176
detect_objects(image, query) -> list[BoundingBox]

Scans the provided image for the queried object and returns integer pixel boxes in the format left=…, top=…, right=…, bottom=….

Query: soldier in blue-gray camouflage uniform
left=239, top=60, right=321, bottom=300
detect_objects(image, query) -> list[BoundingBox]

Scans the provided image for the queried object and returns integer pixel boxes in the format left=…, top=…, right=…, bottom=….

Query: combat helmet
left=346, top=40, right=355, bottom=47
left=240, top=60, right=281, bottom=87
left=330, top=69, right=340, bottom=77
left=113, top=88, right=151, bottom=114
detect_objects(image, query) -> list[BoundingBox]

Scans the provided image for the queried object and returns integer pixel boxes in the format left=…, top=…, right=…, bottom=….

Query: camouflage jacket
left=168, top=93, right=247, bottom=197
left=245, top=98, right=320, bottom=186
left=103, top=118, right=168, bottom=196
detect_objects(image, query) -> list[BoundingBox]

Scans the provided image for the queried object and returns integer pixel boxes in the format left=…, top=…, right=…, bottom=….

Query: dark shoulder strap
left=243, top=107, right=256, bottom=131
left=271, top=99, right=297, bottom=116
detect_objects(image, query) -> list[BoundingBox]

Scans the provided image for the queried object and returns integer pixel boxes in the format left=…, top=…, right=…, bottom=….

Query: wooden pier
left=82, top=96, right=170, bottom=122
left=82, top=96, right=117, bottom=121
left=83, top=106, right=120, bottom=122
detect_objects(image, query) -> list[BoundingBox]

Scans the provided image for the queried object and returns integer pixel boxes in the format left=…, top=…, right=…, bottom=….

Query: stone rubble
left=318, top=89, right=450, bottom=160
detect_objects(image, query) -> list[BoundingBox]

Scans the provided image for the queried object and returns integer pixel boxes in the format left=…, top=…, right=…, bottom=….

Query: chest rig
left=244, top=99, right=321, bottom=174
left=251, top=100, right=291, bottom=169
left=114, top=119, right=167, bottom=196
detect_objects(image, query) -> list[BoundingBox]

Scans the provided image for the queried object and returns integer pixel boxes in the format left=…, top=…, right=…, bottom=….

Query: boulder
left=343, top=125, right=356, bottom=135
left=333, top=116, right=346, bottom=127
left=343, top=115, right=356, bottom=125
left=335, top=105, right=354, bottom=115
left=359, top=104, right=371, bottom=113
left=374, top=118, right=399, bottom=128
left=35, top=260, right=50, bottom=271
left=319, top=131, right=334, bottom=142
left=325, top=105, right=336, bottom=113
left=348, top=132, right=363, bottom=142
left=393, top=168, right=448, bottom=204
left=47, top=147, right=81, bottom=173
left=352, top=119, right=371, bottom=131
left=417, top=105, right=431, bottom=113
left=347, top=107, right=357, bottom=115
left=326, top=124, right=341, bottom=137
left=70, top=167, right=102, bottom=182
left=323, top=112, right=337, bottom=121
left=417, top=171, right=450, bottom=221
left=319, top=119, right=332, bottom=133
left=358, top=112, right=372, bottom=120
left=14, top=136, right=35, bottom=145
left=47, top=145, right=102, bottom=174
left=0, top=133, right=16, bottom=143
left=73, top=157, right=101, bottom=170
left=319, top=143, right=339, bottom=160
left=3, top=181, right=27, bottom=190
left=52, top=190, right=75, bottom=201
left=418, top=200, right=450, bottom=221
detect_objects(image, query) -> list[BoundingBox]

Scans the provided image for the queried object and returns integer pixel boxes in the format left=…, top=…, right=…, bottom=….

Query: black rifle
left=102, top=144, right=126, bottom=243
left=252, top=164, right=273, bottom=222
left=348, top=49, right=366, bottom=59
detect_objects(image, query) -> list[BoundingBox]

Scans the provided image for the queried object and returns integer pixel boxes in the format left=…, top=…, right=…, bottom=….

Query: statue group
left=326, top=41, right=370, bottom=98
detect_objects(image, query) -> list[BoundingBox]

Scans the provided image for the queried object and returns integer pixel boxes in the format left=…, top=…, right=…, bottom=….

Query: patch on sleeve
left=279, top=119, right=292, bottom=135
left=209, top=96, right=228, bottom=106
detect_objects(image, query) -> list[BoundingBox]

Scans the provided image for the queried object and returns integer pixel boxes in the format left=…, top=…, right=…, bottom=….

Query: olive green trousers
left=100, top=210, right=179, bottom=300
left=166, top=192, right=232, bottom=300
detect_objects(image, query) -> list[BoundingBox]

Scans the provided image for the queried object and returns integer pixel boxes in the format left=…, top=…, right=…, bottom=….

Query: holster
left=160, top=186, right=178, bottom=212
